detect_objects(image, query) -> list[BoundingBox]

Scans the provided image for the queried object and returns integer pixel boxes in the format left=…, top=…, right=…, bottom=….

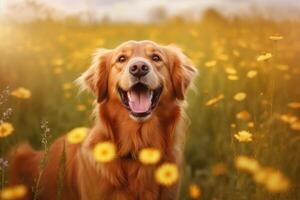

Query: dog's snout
left=129, top=61, right=149, bottom=78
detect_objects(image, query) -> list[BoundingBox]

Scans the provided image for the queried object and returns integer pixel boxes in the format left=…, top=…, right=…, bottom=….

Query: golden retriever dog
left=8, top=40, right=197, bottom=200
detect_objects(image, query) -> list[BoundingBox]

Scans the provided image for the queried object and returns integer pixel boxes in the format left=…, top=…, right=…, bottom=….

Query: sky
left=1, top=0, right=300, bottom=21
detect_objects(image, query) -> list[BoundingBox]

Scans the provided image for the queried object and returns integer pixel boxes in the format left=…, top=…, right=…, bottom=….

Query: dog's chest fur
left=78, top=147, right=170, bottom=200
left=74, top=104, right=183, bottom=200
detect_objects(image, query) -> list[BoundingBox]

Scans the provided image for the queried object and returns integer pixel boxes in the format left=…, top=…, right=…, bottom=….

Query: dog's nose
left=129, top=61, right=149, bottom=78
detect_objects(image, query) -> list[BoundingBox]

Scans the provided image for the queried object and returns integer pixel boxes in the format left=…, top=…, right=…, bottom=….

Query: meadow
left=0, top=12, right=300, bottom=199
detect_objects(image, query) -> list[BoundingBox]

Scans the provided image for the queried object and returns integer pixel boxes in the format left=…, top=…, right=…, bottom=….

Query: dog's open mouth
left=117, top=83, right=163, bottom=118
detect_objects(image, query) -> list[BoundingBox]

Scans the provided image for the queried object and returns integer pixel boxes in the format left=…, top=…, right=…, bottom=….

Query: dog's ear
left=77, top=48, right=112, bottom=103
left=164, top=45, right=198, bottom=100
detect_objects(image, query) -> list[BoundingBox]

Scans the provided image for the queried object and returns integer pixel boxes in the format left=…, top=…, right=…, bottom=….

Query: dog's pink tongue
left=128, top=90, right=151, bottom=113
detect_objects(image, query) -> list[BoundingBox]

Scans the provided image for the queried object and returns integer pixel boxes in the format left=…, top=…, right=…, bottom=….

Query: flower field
left=0, top=13, right=300, bottom=199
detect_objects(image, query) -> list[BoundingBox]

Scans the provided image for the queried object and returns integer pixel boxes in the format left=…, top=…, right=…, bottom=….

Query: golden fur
left=8, top=40, right=197, bottom=200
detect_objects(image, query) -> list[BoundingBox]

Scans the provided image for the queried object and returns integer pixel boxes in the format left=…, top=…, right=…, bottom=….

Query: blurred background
left=0, top=0, right=300, bottom=199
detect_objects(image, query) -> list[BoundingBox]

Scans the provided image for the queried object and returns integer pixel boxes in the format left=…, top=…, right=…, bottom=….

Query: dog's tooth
left=127, top=91, right=132, bottom=101
left=149, top=90, right=153, bottom=98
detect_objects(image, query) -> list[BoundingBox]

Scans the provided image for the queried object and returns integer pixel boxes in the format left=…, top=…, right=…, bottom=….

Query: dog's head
left=78, top=40, right=197, bottom=121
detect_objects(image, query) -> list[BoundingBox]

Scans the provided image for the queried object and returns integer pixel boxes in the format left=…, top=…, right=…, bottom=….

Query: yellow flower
left=205, top=94, right=224, bottom=106
left=205, top=60, right=217, bottom=68
left=257, top=53, right=272, bottom=62
left=0, top=184, right=27, bottom=200
left=234, top=130, right=253, bottom=142
left=62, top=82, right=73, bottom=90
left=227, top=75, right=239, bottom=80
left=247, top=70, right=257, bottom=78
left=233, top=50, right=240, bottom=57
left=230, top=123, right=236, bottom=128
left=66, top=127, right=88, bottom=144
left=234, top=92, right=247, bottom=101
left=253, top=167, right=274, bottom=184
left=287, top=102, right=300, bottom=109
left=235, top=156, right=260, bottom=173
left=254, top=168, right=290, bottom=193
left=76, top=104, right=87, bottom=111
left=269, top=35, right=283, bottom=41
left=248, top=122, right=255, bottom=128
left=138, top=148, right=161, bottom=165
left=236, top=111, right=251, bottom=121
left=155, top=163, right=179, bottom=186
left=280, top=114, right=298, bottom=124
left=276, top=64, right=289, bottom=71
left=0, top=122, right=14, bottom=138
left=52, top=58, right=64, bottom=66
left=93, top=142, right=116, bottom=163
left=225, top=67, right=237, bottom=75
left=189, top=183, right=201, bottom=199
left=290, top=121, right=300, bottom=131
left=264, top=170, right=290, bottom=193
left=11, top=87, right=31, bottom=99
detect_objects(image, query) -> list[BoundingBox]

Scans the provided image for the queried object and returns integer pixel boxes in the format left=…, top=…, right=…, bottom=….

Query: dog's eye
left=152, top=54, right=161, bottom=62
left=117, top=55, right=127, bottom=63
